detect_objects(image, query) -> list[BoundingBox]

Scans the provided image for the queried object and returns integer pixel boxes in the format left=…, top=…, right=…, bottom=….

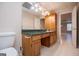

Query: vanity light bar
left=29, top=2, right=50, bottom=16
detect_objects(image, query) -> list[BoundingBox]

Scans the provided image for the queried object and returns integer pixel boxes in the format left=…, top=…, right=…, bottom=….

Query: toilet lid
left=0, top=47, right=18, bottom=56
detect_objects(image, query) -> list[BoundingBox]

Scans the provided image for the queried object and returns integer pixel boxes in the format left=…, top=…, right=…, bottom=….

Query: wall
left=34, top=17, right=41, bottom=29
left=72, top=6, right=77, bottom=48
left=40, top=19, right=45, bottom=29
left=0, top=2, right=22, bottom=53
left=22, top=10, right=34, bottom=29
left=22, top=9, right=41, bottom=29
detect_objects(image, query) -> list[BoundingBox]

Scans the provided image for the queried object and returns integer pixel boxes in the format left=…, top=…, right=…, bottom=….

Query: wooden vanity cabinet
left=31, top=35, right=41, bottom=56
left=22, top=31, right=57, bottom=55
left=32, top=39, right=41, bottom=56
left=22, top=35, right=32, bottom=56
left=22, top=35, right=41, bottom=56
left=45, top=13, right=57, bottom=31
left=41, top=32, right=57, bottom=47
left=41, top=33, right=50, bottom=47
left=50, top=32, right=57, bottom=45
left=44, top=13, right=57, bottom=46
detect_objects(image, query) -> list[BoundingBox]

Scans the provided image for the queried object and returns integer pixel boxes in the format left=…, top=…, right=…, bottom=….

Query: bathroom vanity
left=22, top=30, right=57, bottom=56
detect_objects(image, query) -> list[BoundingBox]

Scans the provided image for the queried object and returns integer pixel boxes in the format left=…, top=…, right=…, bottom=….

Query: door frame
left=58, top=10, right=72, bottom=44
left=72, top=6, right=77, bottom=48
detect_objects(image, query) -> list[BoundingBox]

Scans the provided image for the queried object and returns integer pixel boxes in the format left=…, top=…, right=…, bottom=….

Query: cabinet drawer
left=42, top=33, right=50, bottom=38
left=32, top=35, right=41, bottom=41
left=32, top=39, right=41, bottom=56
left=32, top=39, right=41, bottom=46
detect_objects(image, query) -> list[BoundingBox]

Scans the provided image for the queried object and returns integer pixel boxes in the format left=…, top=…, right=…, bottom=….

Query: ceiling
left=22, top=2, right=77, bottom=18
left=38, top=2, right=77, bottom=12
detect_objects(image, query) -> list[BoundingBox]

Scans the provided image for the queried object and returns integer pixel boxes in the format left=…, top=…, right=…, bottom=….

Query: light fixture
left=42, top=11, right=46, bottom=16
left=38, top=7, right=42, bottom=11
left=41, top=10, right=50, bottom=16
left=29, top=2, right=50, bottom=16
left=30, top=6, right=34, bottom=10
left=45, top=11, right=50, bottom=15
left=47, top=12, right=50, bottom=15
left=34, top=4, right=39, bottom=7
left=35, top=8, right=38, bottom=12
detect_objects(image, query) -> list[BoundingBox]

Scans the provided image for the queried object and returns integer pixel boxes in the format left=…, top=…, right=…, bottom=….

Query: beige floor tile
left=41, top=33, right=79, bottom=56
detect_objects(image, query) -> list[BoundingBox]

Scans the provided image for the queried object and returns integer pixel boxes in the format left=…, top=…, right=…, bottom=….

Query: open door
left=72, top=6, right=77, bottom=48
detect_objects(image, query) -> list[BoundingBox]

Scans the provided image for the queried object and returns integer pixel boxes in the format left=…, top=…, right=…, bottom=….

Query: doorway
left=61, top=13, right=72, bottom=42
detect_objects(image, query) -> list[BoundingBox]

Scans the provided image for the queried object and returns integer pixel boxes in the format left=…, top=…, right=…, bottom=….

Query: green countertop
left=22, top=31, right=48, bottom=36
left=22, top=29, right=55, bottom=36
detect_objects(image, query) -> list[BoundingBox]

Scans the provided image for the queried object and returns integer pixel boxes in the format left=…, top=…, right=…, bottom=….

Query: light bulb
left=35, top=8, right=38, bottom=12
left=30, top=6, right=34, bottom=10
left=34, top=4, right=39, bottom=7
left=39, top=7, right=42, bottom=11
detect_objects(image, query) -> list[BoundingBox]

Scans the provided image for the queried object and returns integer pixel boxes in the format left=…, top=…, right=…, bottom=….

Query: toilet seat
left=0, top=47, right=18, bottom=56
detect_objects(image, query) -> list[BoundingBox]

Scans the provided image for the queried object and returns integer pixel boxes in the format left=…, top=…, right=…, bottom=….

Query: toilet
left=0, top=32, right=18, bottom=56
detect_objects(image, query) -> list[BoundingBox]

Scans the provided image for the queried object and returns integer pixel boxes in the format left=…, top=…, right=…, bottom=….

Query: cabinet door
left=32, top=39, right=41, bottom=56
left=50, top=32, right=57, bottom=45
left=22, top=35, right=32, bottom=56
left=50, top=33, right=54, bottom=45
left=45, top=14, right=56, bottom=31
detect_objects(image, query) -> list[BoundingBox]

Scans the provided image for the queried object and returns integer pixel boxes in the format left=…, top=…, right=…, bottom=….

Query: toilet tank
left=0, top=32, right=16, bottom=50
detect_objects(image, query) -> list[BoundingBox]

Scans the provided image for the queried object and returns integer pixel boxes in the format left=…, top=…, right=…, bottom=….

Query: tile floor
left=41, top=33, right=79, bottom=56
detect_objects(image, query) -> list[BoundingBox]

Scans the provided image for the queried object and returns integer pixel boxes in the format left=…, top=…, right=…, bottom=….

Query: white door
left=72, top=6, right=77, bottom=48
